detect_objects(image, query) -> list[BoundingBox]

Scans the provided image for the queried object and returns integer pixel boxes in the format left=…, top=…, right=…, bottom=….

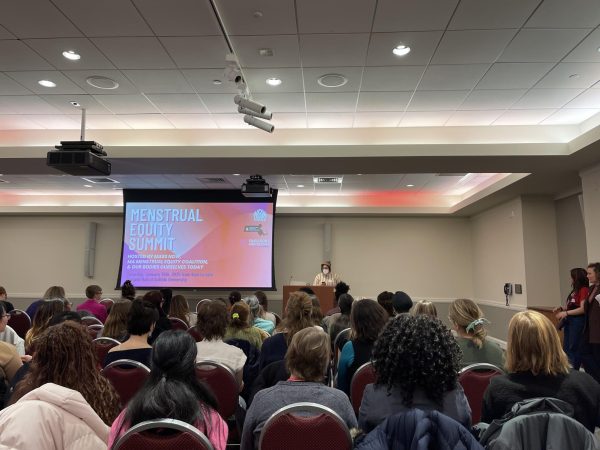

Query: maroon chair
left=350, top=362, right=377, bottom=415
left=195, top=361, right=238, bottom=419
left=111, top=418, right=214, bottom=450
left=93, top=337, right=121, bottom=366
left=87, top=324, right=103, bottom=339
left=82, top=315, right=103, bottom=327
left=100, top=298, right=114, bottom=313
left=259, top=402, right=352, bottom=450
left=196, top=299, right=212, bottom=314
left=168, top=317, right=188, bottom=331
left=102, top=359, right=151, bottom=407
left=332, top=328, right=351, bottom=373
left=187, top=326, right=203, bottom=342
left=458, top=363, right=504, bottom=424
left=8, top=309, right=31, bottom=339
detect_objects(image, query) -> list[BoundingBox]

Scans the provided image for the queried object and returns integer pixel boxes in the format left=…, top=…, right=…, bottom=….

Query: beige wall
left=581, top=164, right=600, bottom=261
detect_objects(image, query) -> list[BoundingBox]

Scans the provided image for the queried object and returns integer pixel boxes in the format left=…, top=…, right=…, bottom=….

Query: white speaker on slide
left=323, top=223, right=332, bottom=262
left=85, top=222, right=98, bottom=278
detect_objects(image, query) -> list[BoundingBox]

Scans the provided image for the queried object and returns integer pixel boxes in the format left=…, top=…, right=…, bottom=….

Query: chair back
left=259, top=402, right=352, bottom=450
left=187, top=326, right=203, bottom=342
left=93, top=337, right=121, bottom=366
left=102, top=359, right=151, bottom=406
left=195, top=361, right=238, bottom=419
left=350, top=362, right=376, bottom=415
left=82, top=315, right=103, bottom=326
left=87, top=324, right=104, bottom=339
left=8, top=309, right=31, bottom=339
left=111, top=418, right=214, bottom=450
left=332, top=328, right=351, bottom=371
left=100, top=298, right=114, bottom=313
left=459, top=363, right=504, bottom=424
left=196, top=299, right=212, bottom=314
left=168, top=316, right=189, bottom=331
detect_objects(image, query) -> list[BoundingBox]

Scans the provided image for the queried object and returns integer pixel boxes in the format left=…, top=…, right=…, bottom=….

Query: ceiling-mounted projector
left=241, top=174, right=272, bottom=198
left=47, top=141, right=111, bottom=176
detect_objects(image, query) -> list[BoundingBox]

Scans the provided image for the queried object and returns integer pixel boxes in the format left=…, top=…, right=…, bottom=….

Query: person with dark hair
left=358, top=314, right=470, bottom=433
left=0, top=303, right=22, bottom=383
left=169, top=294, right=196, bottom=327
left=327, top=293, right=354, bottom=344
left=228, top=291, right=242, bottom=309
left=0, top=286, right=14, bottom=313
left=254, top=291, right=276, bottom=325
left=377, top=291, right=394, bottom=317
left=159, top=288, right=173, bottom=315
left=108, top=331, right=227, bottom=449
left=25, top=300, right=64, bottom=352
left=298, top=286, right=315, bottom=296
left=0, top=302, right=25, bottom=356
left=577, top=262, right=600, bottom=382
left=120, top=280, right=136, bottom=301
left=142, top=290, right=172, bottom=344
left=47, top=311, right=82, bottom=326
left=313, top=261, right=341, bottom=287
left=76, top=285, right=107, bottom=323
left=225, top=302, right=266, bottom=349
left=325, top=281, right=350, bottom=316
left=242, top=328, right=356, bottom=450
left=336, top=299, right=387, bottom=395
left=555, top=268, right=590, bottom=369
left=392, top=290, right=413, bottom=314
left=103, top=300, right=158, bottom=367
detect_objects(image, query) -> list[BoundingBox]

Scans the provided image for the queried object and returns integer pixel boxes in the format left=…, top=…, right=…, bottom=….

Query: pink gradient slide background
left=119, top=202, right=274, bottom=288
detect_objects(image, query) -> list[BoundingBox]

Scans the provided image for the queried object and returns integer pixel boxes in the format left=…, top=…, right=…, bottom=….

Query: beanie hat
left=392, top=291, right=413, bottom=313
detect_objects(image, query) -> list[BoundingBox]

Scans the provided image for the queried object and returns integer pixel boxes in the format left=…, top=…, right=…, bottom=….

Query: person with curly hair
left=358, top=314, right=471, bottom=433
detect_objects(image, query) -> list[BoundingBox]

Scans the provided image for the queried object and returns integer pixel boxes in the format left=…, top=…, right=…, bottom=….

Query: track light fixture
left=244, top=115, right=274, bottom=133
left=234, top=95, right=266, bottom=114
left=237, top=106, right=273, bottom=120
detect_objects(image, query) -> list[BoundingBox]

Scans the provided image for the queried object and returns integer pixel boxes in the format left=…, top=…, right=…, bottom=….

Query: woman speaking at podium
left=313, top=261, right=340, bottom=287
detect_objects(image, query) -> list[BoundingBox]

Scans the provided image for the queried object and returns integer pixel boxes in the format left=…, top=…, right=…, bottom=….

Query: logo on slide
left=253, top=209, right=267, bottom=222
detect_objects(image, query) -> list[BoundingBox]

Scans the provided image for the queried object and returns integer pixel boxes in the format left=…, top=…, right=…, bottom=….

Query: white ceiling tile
left=52, top=0, right=153, bottom=37
left=400, top=111, right=453, bottom=126
left=366, top=32, right=443, bottom=66
left=0, top=41, right=53, bottom=71
left=269, top=113, right=308, bottom=129
left=541, top=109, right=600, bottom=124
left=69, top=114, right=130, bottom=129
left=525, top=0, right=600, bottom=28
left=373, top=0, right=458, bottom=32
left=536, top=63, right=600, bottom=89
left=407, top=91, right=469, bottom=111
left=92, top=38, right=176, bottom=70
left=361, top=66, right=425, bottom=92
left=199, top=94, right=238, bottom=113
left=512, top=89, right=584, bottom=109
left=303, top=67, right=364, bottom=92
left=146, top=94, right=208, bottom=113
left=218, top=0, right=297, bottom=36
left=252, top=93, right=306, bottom=113
left=40, top=94, right=113, bottom=114
left=182, top=69, right=240, bottom=94
left=301, top=34, right=369, bottom=67
left=353, top=112, right=403, bottom=127
left=0, top=115, right=43, bottom=129
left=499, top=29, right=591, bottom=63
left=0, top=1, right=82, bottom=38
left=357, top=92, right=411, bottom=112
left=450, top=0, right=539, bottom=29
left=460, top=90, right=526, bottom=110
left=160, top=37, right=230, bottom=69
left=212, top=114, right=247, bottom=129
left=297, top=0, right=376, bottom=33
left=307, top=113, right=354, bottom=128
left=493, top=109, right=556, bottom=125
left=132, top=0, right=221, bottom=36
left=122, top=70, right=194, bottom=94
left=305, top=93, right=358, bottom=112
left=93, top=94, right=160, bottom=114
left=243, top=68, right=304, bottom=93
left=5, top=71, right=85, bottom=95
left=564, top=29, right=600, bottom=63
left=63, top=70, right=140, bottom=95
left=419, top=65, right=489, bottom=91
left=446, top=110, right=505, bottom=126
left=432, top=30, right=517, bottom=64
left=117, top=114, right=175, bottom=129
left=163, top=114, right=218, bottom=129
left=564, top=89, right=600, bottom=108
left=24, top=114, right=80, bottom=129
left=231, top=35, right=300, bottom=68
left=0, top=96, right=59, bottom=114
left=0, top=25, right=15, bottom=39
left=477, top=63, right=554, bottom=89
left=24, top=38, right=115, bottom=70
left=0, top=73, right=32, bottom=95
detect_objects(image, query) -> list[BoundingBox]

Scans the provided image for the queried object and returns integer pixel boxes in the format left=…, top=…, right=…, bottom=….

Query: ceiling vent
left=314, top=176, right=343, bottom=184
left=81, top=176, right=119, bottom=183
left=197, top=177, right=227, bottom=184
left=435, top=173, right=468, bottom=177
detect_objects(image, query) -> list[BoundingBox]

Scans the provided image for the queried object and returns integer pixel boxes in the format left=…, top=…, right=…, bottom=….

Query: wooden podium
left=528, top=306, right=563, bottom=344
left=282, top=285, right=336, bottom=315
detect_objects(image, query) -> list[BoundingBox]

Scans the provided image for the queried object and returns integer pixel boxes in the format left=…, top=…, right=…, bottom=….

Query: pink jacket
left=0, top=383, right=108, bottom=450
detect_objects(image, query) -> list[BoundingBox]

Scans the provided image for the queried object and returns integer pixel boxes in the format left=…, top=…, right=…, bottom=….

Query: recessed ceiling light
left=258, top=48, right=274, bottom=57
left=213, top=79, right=223, bottom=85
left=266, top=77, right=282, bottom=86
left=317, top=73, right=348, bottom=88
left=569, top=73, right=580, bottom=79
left=83, top=185, right=92, bottom=188
left=38, top=80, right=56, bottom=88
left=62, top=50, right=81, bottom=60
left=70, top=101, right=81, bottom=107
left=233, top=173, right=240, bottom=176
left=297, top=184, right=305, bottom=188
left=253, top=10, right=263, bottom=18
left=86, top=76, right=119, bottom=90
left=406, top=184, right=415, bottom=187
left=392, top=44, right=411, bottom=56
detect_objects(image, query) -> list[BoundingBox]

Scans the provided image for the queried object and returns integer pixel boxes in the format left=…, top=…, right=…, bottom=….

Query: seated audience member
left=327, top=293, right=354, bottom=344
left=482, top=310, right=600, bottom=432
left=169, top=294, right=197, bottom=327
left=25, top=300, right=64, bottom=352
left=337, top=299, right=387, bottom=395
left=101, top=300, right=132, bottom=342
left=259, top=291, right=313, bottom=370
left=392, top=291, right=413, bottom=314
left=228, top=290, right=242, bottom=310
left=0, top=303, right=25, bottom=356
left=254, top=291, right=276, bottom=325
left=325, top=282, right=351, bottom=316
left=0, top=325, right=22, bottom=384
left=245, top=295, right=275, bottom=335
left=377, top=291, right=395, bottom=317
left=10, top=322, right=120, bottom=425
left=108, top=331, right=227, bottom=450
left=0, top=286, right=14, bottom=313
left=359, top=314, right=471, bottom=433
left=159, top=288, right=173, bottom=315
left=120, top=280, right=136, bottom=301
left=412, top=299, right=438, bottom=317
left=309, top=294, right=324, bottom=327
left=104, top=300, right=157, bottom=368
left=196, top=300, right=247, bottom=387
left=143, top=291, right=172, bottom=344
left=25, top=285, right=66, bottom=320
left=76, top=285, right=108, bottom=323
left=225, top=302, right=267, bottom=349
left=242, top=327, right=357, bottom=450
left=449, top=298, right=503, bottom=368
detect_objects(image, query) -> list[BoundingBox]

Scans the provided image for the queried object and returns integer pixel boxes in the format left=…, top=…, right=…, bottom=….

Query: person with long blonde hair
left=168, top=294, right=196, bottom=327
left=482, top=310, right=600, bottom=431
left=24, top=300, right=64, bottom=352
left=448, top=298, right=503, bottom=368
left=102, top=301, right=132, bottom=341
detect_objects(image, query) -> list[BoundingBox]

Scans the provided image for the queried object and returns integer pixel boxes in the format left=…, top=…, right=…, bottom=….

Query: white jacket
left=0, top=383, right=109, bottom=450
left=0, top=326, right=25, bottom=356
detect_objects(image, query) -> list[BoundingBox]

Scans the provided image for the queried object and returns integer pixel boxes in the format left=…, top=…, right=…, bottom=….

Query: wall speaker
left=85, top=222, right=98, bottom=278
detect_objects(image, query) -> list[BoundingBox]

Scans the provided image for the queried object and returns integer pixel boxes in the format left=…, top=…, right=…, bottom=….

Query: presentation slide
left=117, top=198, right=275, bottom=289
